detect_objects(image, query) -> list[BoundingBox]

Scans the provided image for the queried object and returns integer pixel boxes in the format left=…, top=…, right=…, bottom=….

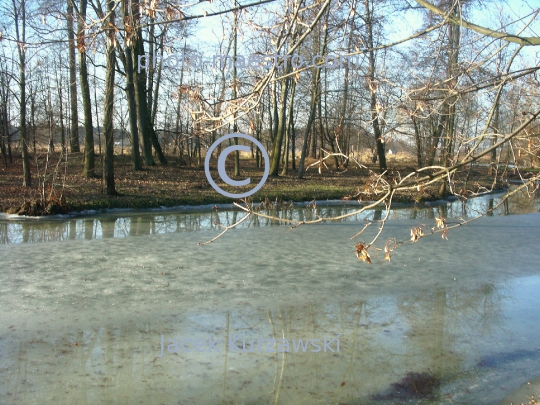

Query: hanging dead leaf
left=383, top=246, right=391, bottom=262
left=410, top=227, right=424, bottom=243
left=441, top=228, right=448, bottom=240
left=355, top=243, right=371, bottom=264
left=434, top=216, right=446, bottom=229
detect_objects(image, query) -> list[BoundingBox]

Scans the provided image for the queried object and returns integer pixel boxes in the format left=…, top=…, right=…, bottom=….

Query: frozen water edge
left=0, top=193, right=472, bottom=221
left=2, top=188, right=537, bottom=245
left=0, top=213, right=539, bottom=404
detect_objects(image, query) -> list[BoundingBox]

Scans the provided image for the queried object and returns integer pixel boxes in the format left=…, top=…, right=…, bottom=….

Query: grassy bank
left=0, top=152, right=511, bottom=215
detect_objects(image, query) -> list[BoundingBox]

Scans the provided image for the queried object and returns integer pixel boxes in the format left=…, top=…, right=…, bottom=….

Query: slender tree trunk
left=427, top=115, right=445, bottom=166
left=103, top=0, right=117, bottom=195
left=269, top=72, right=291, bottom=176
left=47, top=87, right=55, bottom=152
left=412, top=114, right=423, bottom=168
left=298, top=81, right=321, bottom=178
left=298, top=6, right=329, bottom=178
left=131, top=0, right=154, bottom=166
left=125, top=49, right=142, bottom=170
left=441, top=8, right=460, bottom=168
left=174, top=65, right=184, bottom=160
left=56, top=69, right=67, bottom=154
left=30, top=92, right=36, bottom=153
left=489, top=102, right=500, bottom=176
left=280, top=80, right=296, bottom=176
left=120, top=0, right=142, bottom=170
left=0, top=94, right=6, bottom=166
left=232, top=6, right=240, bottom=176
left=364, top=0, right=386, bottom=173
left=336, top=11, right=354, bottom=167
left=93, top=65, right=101, bottom=156
left=13, top=0, right=31, bottom=186
left=291, top=119, right=296, bottom=171
left=78, top=0, right=95, bottom=177
left=67, top=1, right=80, bottom=153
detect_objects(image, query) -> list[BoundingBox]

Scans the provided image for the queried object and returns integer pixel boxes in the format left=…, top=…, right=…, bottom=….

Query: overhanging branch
left=414, top=0, right=540, bottom=46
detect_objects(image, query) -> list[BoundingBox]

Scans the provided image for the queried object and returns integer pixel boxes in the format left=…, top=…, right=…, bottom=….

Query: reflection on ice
left=0, top=188, right=538, bottom=244
left=2, top=277, right=540, bottom=405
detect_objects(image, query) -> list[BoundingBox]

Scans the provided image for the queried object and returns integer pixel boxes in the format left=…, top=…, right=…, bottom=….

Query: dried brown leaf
left=435, top=216, right=446, bottom=229
left=355, top=243, right=371, bottom=264
left=383, top=246, right=391, bottom=262
left=410, top=227, right=424, bottom=243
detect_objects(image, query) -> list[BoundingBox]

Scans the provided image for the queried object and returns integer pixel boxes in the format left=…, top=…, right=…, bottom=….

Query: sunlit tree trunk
left=67, top=1, right=80, bottom=153
left=12, top=0, right=31, bottom=186
left=232, top=6, right=240, bottom=176
left=269, top=71, right=291, bottom=176
left=364, top=0, right=386, bottom=174
left=441, top=6, right=460, bottom=168
left=120, top=0, right=142, bottom=171
left=102, top=0, right=117, bottom=195
left=281, top=79, right=296, bottom=176
left=55, top=67, right=67, bottom=154
left=78, top=0, right=95, bottom=177
left=298, top=6, right=329, bottom=179
left=131, top=0, right=155, bottom=166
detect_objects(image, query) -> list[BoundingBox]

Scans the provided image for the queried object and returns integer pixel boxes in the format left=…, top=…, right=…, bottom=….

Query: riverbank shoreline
left=0, top=153, right=518, bottom=217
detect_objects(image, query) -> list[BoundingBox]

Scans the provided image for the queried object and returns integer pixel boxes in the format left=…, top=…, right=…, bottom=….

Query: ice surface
left=0, top=207, right=540, bottom=404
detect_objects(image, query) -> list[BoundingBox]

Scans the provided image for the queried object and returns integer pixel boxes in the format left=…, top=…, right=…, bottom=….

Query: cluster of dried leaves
left=355, top=216, right=449, bottom=264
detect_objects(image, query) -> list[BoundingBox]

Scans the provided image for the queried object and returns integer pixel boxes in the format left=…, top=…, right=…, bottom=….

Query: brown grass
left=0, top=150, right=509, bottom=215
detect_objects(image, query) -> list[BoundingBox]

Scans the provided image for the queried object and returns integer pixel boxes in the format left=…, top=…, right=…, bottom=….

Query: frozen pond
left=1, top=192, right=539, bottom=404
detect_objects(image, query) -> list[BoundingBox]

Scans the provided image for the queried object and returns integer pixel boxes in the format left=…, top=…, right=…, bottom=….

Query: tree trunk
left=56, top=68, right=67, bottom=154
left=0, top=92, right=6, bottom=166
left=13, top=0, right=31, bottom=186
left=365, top=0, right=386, bottom=174
left=412, top=113, right=423, bottom=168
left=67, top=1, right=80, bottom=153
left=120, top=0, right=142, bottom=170
left=102, top=0, right=117, bottom=195
left=298, top=6, right=329, bottom=178
left=131, top=0, right=154, bottom=166
left=78, top=0, right=95, bottom=177
left=93, top=65, right=101, bottom=156
left=269, top=72, right=291, bottom=176
left=298, top=79, right=321, bottom=178
left=441, top=7, right=460, bottom=168
left=281, top=80, right=296, bottom=176
left=232, top=7, right=240, bottom=176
